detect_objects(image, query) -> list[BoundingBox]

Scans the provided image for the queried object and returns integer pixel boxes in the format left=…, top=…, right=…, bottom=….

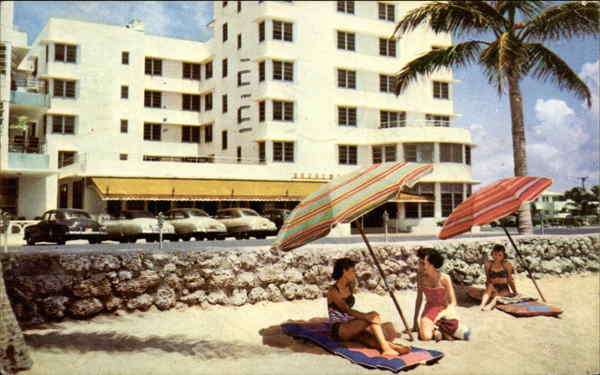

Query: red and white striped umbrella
left=438, top=176, right=552, bottom=240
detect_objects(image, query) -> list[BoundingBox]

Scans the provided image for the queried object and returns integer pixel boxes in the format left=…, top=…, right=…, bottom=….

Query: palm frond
left=479, top=40, right=505, bottom=94
left=522, top=1, right=600, bottom=42
left=525, top=43, right=593, bottom=106
left=495, top=1, right=546, bottom=20
left=394, top=41, right=485, bottom=95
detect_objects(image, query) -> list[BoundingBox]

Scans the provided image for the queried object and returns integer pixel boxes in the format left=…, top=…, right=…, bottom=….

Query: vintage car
left=262, top=208, right=291, bottom=231
left=165, top=208, right=227, bottom=240
left=214, top=208, right=277, bottom=239
left=24, top=209, right=107, bottom=245
left=104, top=210, right=175, bottom=243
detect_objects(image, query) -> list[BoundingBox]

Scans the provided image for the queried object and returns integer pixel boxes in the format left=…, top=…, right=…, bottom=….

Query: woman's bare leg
left=419, top=317, right=435, bottom=341
left=483, top=295, right=498, bottom=311
left=480, top=286, right=495, bottom=311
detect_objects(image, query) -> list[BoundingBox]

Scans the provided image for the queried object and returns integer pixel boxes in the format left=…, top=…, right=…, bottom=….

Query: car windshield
left=241, top=209, right=259, bottom=216
left=189, top=209, right=209, bottom=217
left=125, top=211, right=154, bottom=219
left=65, top=211, right=91, bottom=219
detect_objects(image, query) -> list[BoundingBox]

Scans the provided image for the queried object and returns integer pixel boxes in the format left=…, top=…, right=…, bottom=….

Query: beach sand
left=20, top=273, right=599, bottom=375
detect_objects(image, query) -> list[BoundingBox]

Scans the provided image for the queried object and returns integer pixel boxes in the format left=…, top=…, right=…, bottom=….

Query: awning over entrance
left=89, top=177, right=325, bottom=201
left=389, top=192, right=435, bottom=203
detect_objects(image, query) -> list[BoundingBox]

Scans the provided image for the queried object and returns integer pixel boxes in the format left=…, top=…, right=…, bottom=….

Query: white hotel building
left=0, top=1, right=476, bottom=233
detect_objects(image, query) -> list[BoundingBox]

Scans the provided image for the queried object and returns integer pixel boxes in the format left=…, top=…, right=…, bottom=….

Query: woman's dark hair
left=332, top=258, right=357, bottom=280
left=425, top=249, right=444, bottom=269
left=417, top=247, right=433, bottom=260
left=492, top=244, right=507, bottom=259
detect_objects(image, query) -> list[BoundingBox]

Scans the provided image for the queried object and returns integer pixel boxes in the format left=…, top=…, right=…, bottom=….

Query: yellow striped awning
left=89, top=177, right=325, bottom=201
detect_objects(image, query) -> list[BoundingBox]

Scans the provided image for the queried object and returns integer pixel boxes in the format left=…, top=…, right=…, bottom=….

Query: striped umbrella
left=438, top=176, right=552, bottom=301
left=273, top=162, right=433, bottom=252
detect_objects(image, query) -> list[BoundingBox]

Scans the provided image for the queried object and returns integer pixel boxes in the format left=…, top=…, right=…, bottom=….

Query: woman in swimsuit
left=480, top=244, right=517, bottom=311
left=326, top=258, right=409, bottom=356
left=413, top=249, right=457, bottom=341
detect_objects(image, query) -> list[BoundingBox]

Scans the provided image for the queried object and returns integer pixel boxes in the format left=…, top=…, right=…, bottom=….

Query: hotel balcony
left=5, top=136, right=52, bottom=174
left=9, top=79, right=51, bottom=117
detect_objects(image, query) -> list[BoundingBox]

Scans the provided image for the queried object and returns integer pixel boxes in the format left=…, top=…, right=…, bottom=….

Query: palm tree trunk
left=507, top=73, right=533, bottom=235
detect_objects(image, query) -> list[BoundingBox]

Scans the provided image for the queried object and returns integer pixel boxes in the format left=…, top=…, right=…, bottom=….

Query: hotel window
left=378, top=2, right=395, bottom=22
left=222, top=94, right=228, bottom=113
left=58, top=151, right=76, bottom=168
left=338, top=107, right=357, bottom=126
left=337, top=0, right=354, bottom=14
left=440, top=143, right=463, bottom=163
left=337, top=31, right=355, bottom=51
left=433, top=81, right=450, bottom=99
left=222, top=58, right=228, bottom=78
left=121, top=85, right=129, bottom=99
left=337, top=69, right=356, bottom=89
left=379, top=74, right=396, bottom=93
left=379, top=38, right=396, bottom=57
left=204, top=93, right=213, bottom=111
left=380, top=111, right=406, bottom=128
left=53, top=79, right=76, bottom=98
left=237, top=0, right=241, bottom=12
left=182, top=126, right=201, bottom=143
left=404, top=143, right=433, bottom=163
left=237, top=147, right=242, bottom=163
left=223, top=23, right=228, bottom=42
left=237, top=33, right=242, bottom=49
left=204, top=124, right=213, bottom=143
left=222, top=0, right=227, bottom=6
left=405, top=183, right=435, bottom=218
left=467, top=184, right=472, bottom=197
left=144, top=90, right=162, bottom=108
left=120, top=119, right=128, bottom=133
left=338, top=145, right=358, bottom=165
left=222, top=130, right=228, bottom=150
left=259, top=21, right=265, bottom=42
left=259, top=61, right=266, bottom=81
left=273, top=141, right=294, bottom=162
left=237, top=106, right=250, bottom=124
left=465, top=145, right=471, bottom=165
left=372, top=144, right=396, bottom=163
left=54, top=43, right=77, bottom=63
left=425, top=114, right=450, bottom=127
left=442, top=183, right=464, bottom=217
left=273, top=61, right=293, bottom=81
left=120, top=154, right=128, bottom=161
left=258, top=141, right=266, bottom=163
left=182, top=94, right=201, bottom=111
left=205, top=61, right=213, bottom=79
left=259, top=101, right=266, bottom=122
left=273, top=20, right=293, bottom=41
left=144, top=57, right=162, bottom=76
left=238, top=70, right=251, bottom=86
left=183, top=63, right=201, bottom=80
left=121, top=51, right=129, bottom=65
left=273, top=101, right=294, bottom=121
left=143, top=123, right=162, bottom=141
left=52, top=115, right=75, bottom=134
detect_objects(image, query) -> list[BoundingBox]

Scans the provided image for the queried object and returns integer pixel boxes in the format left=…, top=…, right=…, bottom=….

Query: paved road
left=6, top=226, right=599, bottom=253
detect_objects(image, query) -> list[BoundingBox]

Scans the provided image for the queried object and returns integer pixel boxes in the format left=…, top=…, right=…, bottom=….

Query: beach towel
left=281, top=322, right=443, bottom=373
left=466, top=287, right=562, bottom=317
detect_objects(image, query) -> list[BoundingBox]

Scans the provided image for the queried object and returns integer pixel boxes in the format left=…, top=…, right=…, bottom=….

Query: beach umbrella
left=272, top=162, right=434, bottom=340
left=438, top=176, right=552, bottom=301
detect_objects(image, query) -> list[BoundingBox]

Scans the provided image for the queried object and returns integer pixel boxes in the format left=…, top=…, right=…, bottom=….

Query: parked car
left=262, top=208, right=291, bottom=230
left=104, top=210, right=175, bottom=243
left=24, top=209, right=107, bottom=245
left=165, top=208, right=227, bottom=241
left=214, top=208, right=277, bottom=239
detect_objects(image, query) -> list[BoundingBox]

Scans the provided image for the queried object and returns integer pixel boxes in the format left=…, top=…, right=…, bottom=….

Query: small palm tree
left=393, top=1, right=599, bottom=234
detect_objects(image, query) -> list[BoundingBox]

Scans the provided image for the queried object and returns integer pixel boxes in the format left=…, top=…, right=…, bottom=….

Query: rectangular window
left=379, top=38, right=397, bottom=57
left=222, top=130, right=228, bottom=150
left=259, top=61, right=266, bottom=82
left=337, top=69, right=356, bottom=89
left=222, top=0, right=227, bottom=6
left=204, top=93, right=213, bottom=111
left=273, top=21, right=293, bottom=41
left=182, top=126, right=201, bottom=143
left=337, top=0, right=354, bottom=14
left=144, top=90, right=162, bottom=108
left=259, top=21, right=265, bottom=42
left=205, top=61, right=213, bottom=79
left=120, top=154, right=128, bottom=161
left=58, top=151, right=76, bottom=168
left=258, top=141, right=266, bottom=163
left=204, top=124, right=213, bottom=143
left=121, top=85, right=129, bottom=99
left=53, top=79, right=76, bottom=98
left=143, top=123, right=162, bottom=141
left=121, top=51, right=129, bottom=65
left=120, top=119, right=128, bottom=133
left=273, top=60, right=293, bottom=81
left=379, top=74, right=396, bottom=93
left=425, top=114, right=450, bottom=127
left=237, top=146, right=242, bottom=163
left=237, top=105, right=251, bottom=124
left=406, top=183, right=435, bottom=218
left=372, top=144, right=396, bottom=163
left=273, top=141, right=294, bottom=162
left=183, top=62, right=201, bottom=80
left=222, top=94, right=228, bottom=113
left=338, top=107, right=357, bottom=126
left=237, top=0, right=241, bottom=12
left=440, top=143, right=464, bottom=163
left=144, top=57, right=162, bottom=76
left=222, top=58, right=228, bottom=78
left=182, top=94, right=201, bottom=111
left=378, top=3, right=395, bottom=21
left=442, top=183, right=464, bottom=217
left=337, top=31, right=355, bottom=51
left=273, top=100, right=294, bottom=121
left=51, top=115, right=76, bottom=134
left=465, top=145, right=471, bottom=165
left=237, top=33, right=242, bottom=49
left=54, top=44, right=77, bottom=63
left=404, top=143, right=433, bottom=163
left=338, top=145, right=358, bottom=165
left=259, top=101, right=266, bottom=122
left=223, top=23, right=228, bottom=42
left=380, top=111, right=406, bottom=128
left=433, top=81, right=450, bottom=99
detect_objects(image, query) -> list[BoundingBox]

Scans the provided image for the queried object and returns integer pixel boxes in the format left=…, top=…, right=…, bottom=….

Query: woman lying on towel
left=479, top=244, right=517, bottom=311
left=327, top=258, right=409, bottom=356
left=412, top=248, right=462, bottom=341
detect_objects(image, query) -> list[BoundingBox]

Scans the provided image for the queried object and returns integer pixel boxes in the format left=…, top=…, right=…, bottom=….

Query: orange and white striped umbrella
left=438, top=176, right=552, bottom=239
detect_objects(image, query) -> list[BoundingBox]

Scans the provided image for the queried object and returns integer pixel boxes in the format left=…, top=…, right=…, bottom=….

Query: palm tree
left=393, top=1, right=599, bottom=234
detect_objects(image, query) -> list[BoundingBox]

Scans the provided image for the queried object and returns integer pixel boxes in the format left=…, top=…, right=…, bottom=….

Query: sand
left=20, top=273, right=600, bottom=375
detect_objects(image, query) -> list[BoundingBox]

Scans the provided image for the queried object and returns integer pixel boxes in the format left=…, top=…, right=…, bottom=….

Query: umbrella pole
left=355, top=221, right=414, bottom=341
left=502, top=225, right=547, bottom=302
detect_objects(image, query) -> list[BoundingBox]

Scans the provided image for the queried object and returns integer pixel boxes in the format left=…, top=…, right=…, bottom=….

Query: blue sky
left=14, top=1, right=600, bottom=192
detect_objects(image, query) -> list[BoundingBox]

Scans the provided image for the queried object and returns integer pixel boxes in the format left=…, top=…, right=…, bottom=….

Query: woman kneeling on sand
left=327, top=258, right=409, bottom=356
left=479, top=244, right=517, bottom=311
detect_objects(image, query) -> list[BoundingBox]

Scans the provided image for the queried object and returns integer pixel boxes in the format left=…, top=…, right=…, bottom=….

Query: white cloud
left=534, top=98, right=574, bottom=127
left=579, top=59, right=599, bottom=118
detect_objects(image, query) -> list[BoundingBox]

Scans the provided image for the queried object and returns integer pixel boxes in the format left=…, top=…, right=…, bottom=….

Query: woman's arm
left=483, top=261, right=491, bottom=286
left=505, top=262, right=517, bottom=294
left=412, top=272, right=424, bottom=328
left=328, top=287, right=373, bottom=322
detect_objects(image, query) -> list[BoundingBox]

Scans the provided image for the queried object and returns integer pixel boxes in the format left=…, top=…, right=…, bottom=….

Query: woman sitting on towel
left=413, top=248, right=459, bottom=341
left=480, top=244, right=517, bottom=311
left=327, top=258, right=409, bottom=356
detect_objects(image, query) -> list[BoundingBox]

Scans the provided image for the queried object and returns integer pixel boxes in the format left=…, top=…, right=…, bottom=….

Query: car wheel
left=119, top=238, right=128, bottom=243
left=26, top=237, right=36, bottom=246
left=89, top=238, right=101, bottom=244
left=256, top=235, right=266, bottom=240
left=56, top=238, right=66, bottom=245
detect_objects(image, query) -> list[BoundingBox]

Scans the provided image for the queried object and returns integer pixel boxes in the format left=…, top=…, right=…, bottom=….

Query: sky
left=13, top=1, right=600, bottom=193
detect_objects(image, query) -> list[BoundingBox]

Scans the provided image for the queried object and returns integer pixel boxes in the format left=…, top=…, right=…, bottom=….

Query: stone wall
left=1, top=234, right=598, bottom=325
